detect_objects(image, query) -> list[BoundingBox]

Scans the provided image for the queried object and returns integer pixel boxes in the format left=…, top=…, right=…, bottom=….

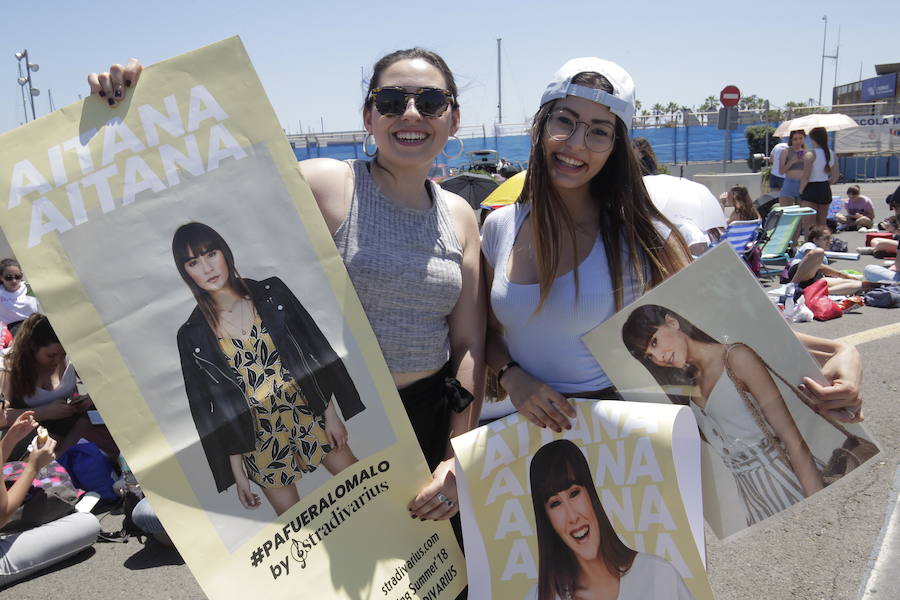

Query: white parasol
left=642, top=174, right=727, bottom=233
left=774, top=113, right=858, bottom=137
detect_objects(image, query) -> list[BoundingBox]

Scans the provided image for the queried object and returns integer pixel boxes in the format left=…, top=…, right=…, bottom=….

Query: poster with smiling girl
left=453, top=399, right=714, bottom=600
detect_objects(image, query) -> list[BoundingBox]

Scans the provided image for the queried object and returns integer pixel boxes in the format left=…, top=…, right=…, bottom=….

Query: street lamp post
left=15, top=49, right=40, bottom=122
left=818, top=16, right=827, bottom=106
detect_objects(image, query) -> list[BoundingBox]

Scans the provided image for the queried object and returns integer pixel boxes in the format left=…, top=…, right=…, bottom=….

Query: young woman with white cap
left=482, top=57, right=864, bottom=433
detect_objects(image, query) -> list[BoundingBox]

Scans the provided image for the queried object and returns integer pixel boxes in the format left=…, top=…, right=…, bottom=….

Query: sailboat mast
left=497, top=38, right=502, bottom=125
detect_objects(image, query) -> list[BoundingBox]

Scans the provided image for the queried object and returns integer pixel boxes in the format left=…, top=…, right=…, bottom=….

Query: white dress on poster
left=689, top=368, right=808, bottom=526
left=523, top=552, right=695, bottom=600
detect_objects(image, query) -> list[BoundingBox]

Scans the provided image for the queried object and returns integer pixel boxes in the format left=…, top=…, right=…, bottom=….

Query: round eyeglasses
left=544, top=108, right=616, bottom=153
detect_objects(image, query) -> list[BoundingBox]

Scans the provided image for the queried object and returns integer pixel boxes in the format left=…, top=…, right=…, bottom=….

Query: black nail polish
left=108, top=98, right=115, bottom=106
left=99, top=90, right=106, bottom=98
left=114, top=89, right=122, bottom=98
left=125, top=79, right=132, bottom=87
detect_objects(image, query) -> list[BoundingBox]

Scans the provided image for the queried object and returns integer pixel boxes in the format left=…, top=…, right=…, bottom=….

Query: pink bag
left=802, top=279, right=842, bottom=321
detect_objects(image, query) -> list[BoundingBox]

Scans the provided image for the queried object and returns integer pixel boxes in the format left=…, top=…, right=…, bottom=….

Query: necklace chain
left=218, top=298, right=249, bottom=336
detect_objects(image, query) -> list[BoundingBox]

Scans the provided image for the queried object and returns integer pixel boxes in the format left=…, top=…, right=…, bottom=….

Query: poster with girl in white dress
left=452, top=399, right=714, bottom=600
left=583, top=243, right=878, bottom=539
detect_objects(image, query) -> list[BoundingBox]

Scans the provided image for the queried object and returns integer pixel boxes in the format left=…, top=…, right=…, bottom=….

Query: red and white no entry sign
left=720, top=85, right=741, bottom=107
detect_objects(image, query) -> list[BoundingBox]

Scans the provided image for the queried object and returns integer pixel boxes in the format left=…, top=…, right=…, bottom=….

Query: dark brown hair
left=632, top=137, right=659, bottom=175
left=531, top=439, right=636, bottom=599
left=523, top=71, right=689, bottom=312
left=846, top=185, right=860, bottom=196
left=3, top=313, right=61, bottom=406
left=806, top=225, right=831, bottom=244
left=364, top=48, right=459, bottom=111
left=729, top=185, right=760, bottom=221
left=808, top=127, right=832, bottom=174
left=172, top=222, right=250, bottom=330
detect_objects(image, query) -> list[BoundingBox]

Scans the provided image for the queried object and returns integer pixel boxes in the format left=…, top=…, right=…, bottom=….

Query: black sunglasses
left=368, top=86, right=454, bottom=118
left=3, top=273, right=23, bottom=281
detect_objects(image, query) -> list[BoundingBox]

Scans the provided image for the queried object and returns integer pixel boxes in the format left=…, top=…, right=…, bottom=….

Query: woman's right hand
left=502, top=367, right=575, bottom=432
left=27, top=436, right=57, bottom=472
left=87, top=59, right=143, bottom=107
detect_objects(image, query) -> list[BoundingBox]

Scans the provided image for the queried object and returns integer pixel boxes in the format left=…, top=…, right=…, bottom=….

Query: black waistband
left=399, top=362, right=473, bottom=413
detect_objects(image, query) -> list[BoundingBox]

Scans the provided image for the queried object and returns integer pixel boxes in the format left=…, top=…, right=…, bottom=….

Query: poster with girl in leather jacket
left=0, top=38, right=466, bottom=600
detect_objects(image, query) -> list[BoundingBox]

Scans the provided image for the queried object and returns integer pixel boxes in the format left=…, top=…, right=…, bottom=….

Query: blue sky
left=2, top=0, right=896, bottom=134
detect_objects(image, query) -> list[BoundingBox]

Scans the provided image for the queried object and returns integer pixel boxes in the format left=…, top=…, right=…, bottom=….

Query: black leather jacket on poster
left=176, top=277, right=364, bottom=492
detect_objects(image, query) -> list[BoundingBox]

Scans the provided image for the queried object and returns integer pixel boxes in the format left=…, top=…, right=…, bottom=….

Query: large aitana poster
left=0, top=37, right=464, bottom=599
left=583, top=244, right=878, bottom=540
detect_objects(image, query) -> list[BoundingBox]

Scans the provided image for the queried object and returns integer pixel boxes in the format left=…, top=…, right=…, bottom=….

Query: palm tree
left=652, top=103, right=664, bottom=126
left=665, top=102, right=680, bottom=124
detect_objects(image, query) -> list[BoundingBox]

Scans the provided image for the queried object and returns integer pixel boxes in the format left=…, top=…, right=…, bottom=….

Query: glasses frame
left=368, top=86, right=455, bottom=118
left=3, top=273, right=23, bottom=281
left=544, top=108, right=617, bottom=154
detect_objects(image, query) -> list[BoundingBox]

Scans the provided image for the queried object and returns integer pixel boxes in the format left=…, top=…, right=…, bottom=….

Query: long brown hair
left=531, top=439, right=636, bottom=599
left=172, top=222, right=250, bottom=330
left=523, top=71, right=689, bottom=312
left=729, top=185, right=760, bottom=221
left=3, top=314, right=60, bottom=407
left=808, top=127, right=832, bottom=174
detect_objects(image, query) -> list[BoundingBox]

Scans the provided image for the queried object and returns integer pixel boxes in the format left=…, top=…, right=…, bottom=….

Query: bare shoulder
left=441, top=190, right=479, bottom=248
left=298, top=158, right=351, bottom=193
left=726, top=343, right=767, bottom=377
left=298, top=158, right=353, bottom=234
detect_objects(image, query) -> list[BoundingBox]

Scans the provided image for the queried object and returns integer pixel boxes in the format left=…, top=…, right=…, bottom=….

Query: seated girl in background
left=725, top=185, right=760, bottom=224
left=0, top=260, right=40, bottom=338
left=788, top=226, right=862, bottom=295
left=1, top=410, right=100, bottom=587
left=0, top=314, right=118, bottom=459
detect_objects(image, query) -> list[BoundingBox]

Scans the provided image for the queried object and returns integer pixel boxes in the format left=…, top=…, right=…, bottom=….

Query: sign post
left=720, top=85, right=741, bottom=172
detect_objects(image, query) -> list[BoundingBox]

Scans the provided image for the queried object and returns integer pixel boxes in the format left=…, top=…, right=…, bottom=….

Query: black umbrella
left=439, top=173, right=498, bottom=209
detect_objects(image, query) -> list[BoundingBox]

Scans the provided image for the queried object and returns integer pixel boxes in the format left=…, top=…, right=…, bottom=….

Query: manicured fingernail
left=108, top=98, right=115, bottom=106
left=420, top=518, right=426, bottom=521
left=410, top=514, right=417, bottom=519
left=114, top=88, right=122, bottom=98
left=125, top=79, right=132, bottom=87
left=99, top=90, right=106, bottom=97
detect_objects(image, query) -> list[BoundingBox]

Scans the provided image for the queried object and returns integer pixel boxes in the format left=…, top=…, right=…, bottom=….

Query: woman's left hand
left=407, top=458, right=458, bottom=521
left=801, top=342, right=864, bottom=423
left=324, top=414, right=348, bottom=450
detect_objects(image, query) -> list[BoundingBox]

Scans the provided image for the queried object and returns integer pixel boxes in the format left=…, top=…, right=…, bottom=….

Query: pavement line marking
left=837, top=322, right=900, bottom=347
left=859, top=465, right=900, bottom=599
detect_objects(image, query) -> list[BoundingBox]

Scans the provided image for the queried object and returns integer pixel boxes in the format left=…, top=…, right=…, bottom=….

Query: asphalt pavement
left=5, top=180, right=900, bottom=600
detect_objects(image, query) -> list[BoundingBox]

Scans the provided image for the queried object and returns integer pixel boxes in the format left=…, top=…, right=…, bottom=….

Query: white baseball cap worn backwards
left=540, top=57, right=636, bottom=130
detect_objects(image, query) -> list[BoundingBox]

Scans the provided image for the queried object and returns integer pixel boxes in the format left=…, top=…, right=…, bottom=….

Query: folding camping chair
left=722, top=219, right=762, bottom=254
left=757, top=206, right=816, bottom=277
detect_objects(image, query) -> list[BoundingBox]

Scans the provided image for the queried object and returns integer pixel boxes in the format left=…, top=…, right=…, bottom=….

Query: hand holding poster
left=0, top=37, right=465, bottom=599
left=453, top=400, right=713, bottom=600
left=582, top=244, right=878, bottom=539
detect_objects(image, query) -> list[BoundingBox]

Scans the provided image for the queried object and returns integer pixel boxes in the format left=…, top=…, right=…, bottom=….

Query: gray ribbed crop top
left=333, top=160, right=463, bottom=372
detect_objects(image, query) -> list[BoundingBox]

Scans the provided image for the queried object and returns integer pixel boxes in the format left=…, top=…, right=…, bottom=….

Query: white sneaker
left=857, top=247, right=875, bottom=255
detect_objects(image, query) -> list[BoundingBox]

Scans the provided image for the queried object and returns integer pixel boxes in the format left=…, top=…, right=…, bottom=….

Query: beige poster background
left=0, top=37, right=464, bottom=599
left=453, top=400, right=713, bottom=600
left=583, top=244, right=878, bottom=539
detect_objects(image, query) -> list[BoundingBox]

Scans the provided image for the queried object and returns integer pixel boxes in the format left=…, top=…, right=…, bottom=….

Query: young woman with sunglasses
left=89, top=50, right=484, bottom=525
left=482, top=58, right=863, bottom=433
left=0, top=259, right=41, bottom=337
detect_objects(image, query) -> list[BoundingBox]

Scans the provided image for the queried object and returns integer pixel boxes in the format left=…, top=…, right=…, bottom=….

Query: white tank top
left=482, top=205, right=658, bottom=393
left=809, top=148, right=833, bottom=183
